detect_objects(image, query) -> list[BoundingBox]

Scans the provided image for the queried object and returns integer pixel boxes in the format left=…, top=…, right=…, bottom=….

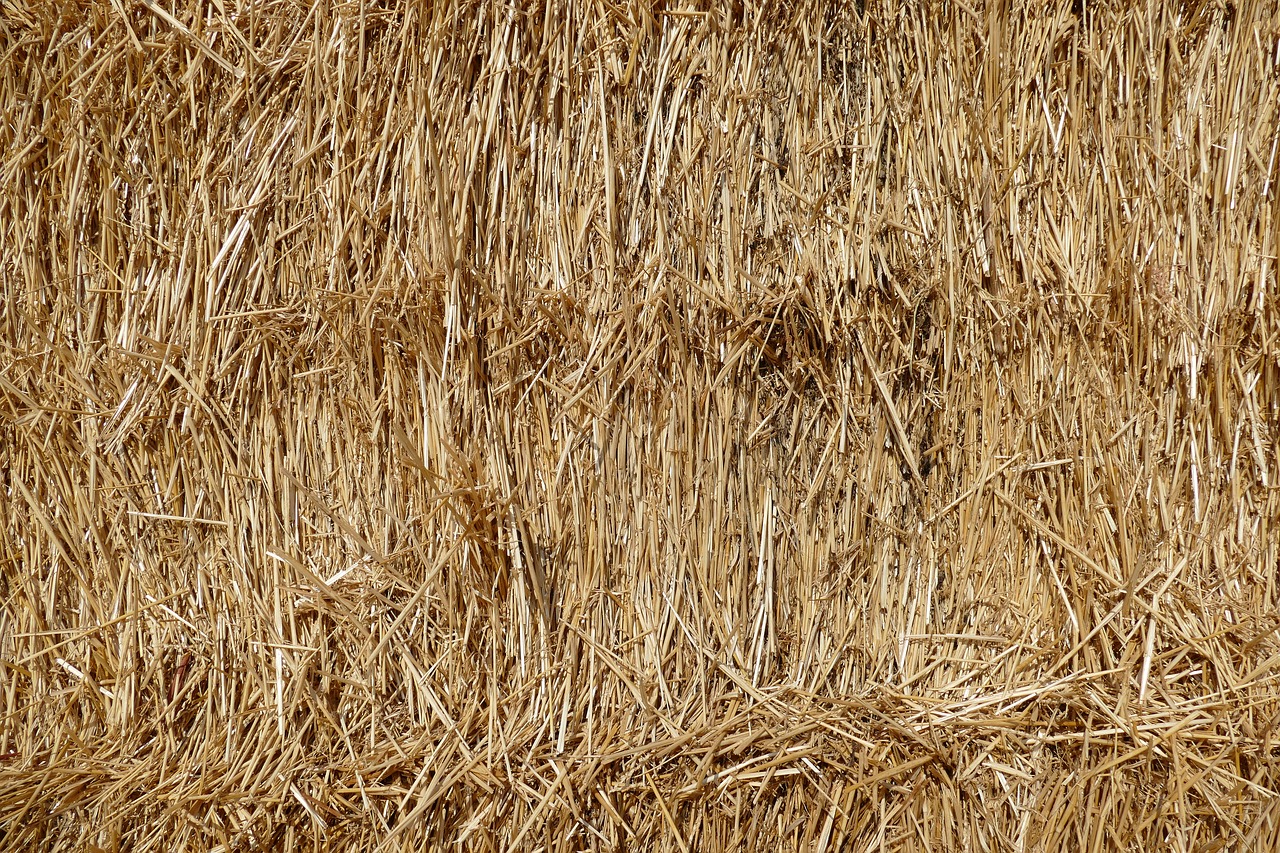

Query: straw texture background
left=3, top=0, right=1280, bottom=849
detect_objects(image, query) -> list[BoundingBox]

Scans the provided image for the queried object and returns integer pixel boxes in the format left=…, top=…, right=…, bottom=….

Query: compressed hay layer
left=2, top=0, right=1280, bottom=849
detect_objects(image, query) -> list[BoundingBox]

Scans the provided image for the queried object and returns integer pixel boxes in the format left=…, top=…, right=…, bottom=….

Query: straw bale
left=2, top=0, right=1279, bottom=849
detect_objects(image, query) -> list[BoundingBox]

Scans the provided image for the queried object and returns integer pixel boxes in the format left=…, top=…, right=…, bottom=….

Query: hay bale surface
left=2, top=1, right=1279, bottom=849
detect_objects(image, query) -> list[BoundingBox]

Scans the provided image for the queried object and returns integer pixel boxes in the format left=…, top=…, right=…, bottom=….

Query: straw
left=2, top=0, right=1278, bottom=850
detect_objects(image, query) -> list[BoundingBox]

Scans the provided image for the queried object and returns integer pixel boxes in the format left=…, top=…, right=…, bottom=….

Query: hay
left=2, top=0, right=1279, bottom=849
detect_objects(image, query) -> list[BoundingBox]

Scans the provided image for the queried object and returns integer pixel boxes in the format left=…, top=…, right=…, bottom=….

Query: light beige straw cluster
left=2, top=1, right=1279, bottom=850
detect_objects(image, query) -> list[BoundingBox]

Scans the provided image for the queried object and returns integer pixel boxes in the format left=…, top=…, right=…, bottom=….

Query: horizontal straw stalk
left=2, top=0, right=1279, bottom=849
